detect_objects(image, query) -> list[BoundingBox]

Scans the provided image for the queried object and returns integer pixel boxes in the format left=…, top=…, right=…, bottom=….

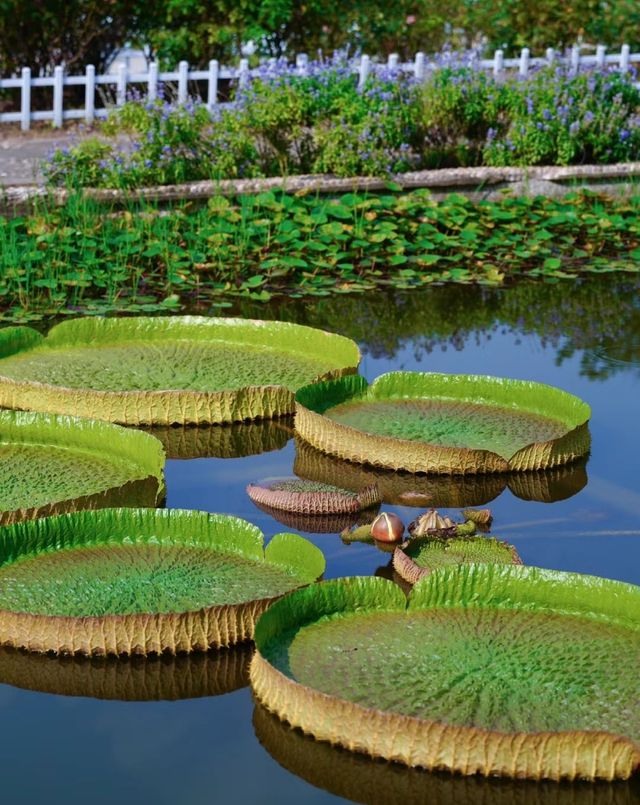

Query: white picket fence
left=1, top=44, right=639, bottom=131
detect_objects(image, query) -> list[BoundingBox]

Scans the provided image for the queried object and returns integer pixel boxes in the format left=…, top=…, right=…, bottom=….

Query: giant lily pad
left=251, top=566, right=640, bottom=781
left=0, top=317, right=360, bottom=425
left=0, top=644, right=251, bottom=701
left=295, top=373, right=591, bottom=474
left=0, top=410, right=165, bottom=525
left=392, top=535, right=522, bottom=585
left=294, top=439, right=588, bottom=506
left=0, top=508, right=325, bottom=655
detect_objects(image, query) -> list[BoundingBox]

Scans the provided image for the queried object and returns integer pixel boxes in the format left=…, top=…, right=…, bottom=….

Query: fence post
left=518, top=48, right=530, bottom=76
left=116, top=62, right=127, bottom=106
left=358, top=54, right=370, bottom=89
left=620, top=43, right=630, bottom=72
left=570, top=45, right=580, bottom=74
left=207, top=59, right=219, bottom=111
left=595, top=44, right=606, bottom=68
left=238, top=58, right=249, bottom=88
left=414, top=52, right=425, bottom=81
left=387, top=53, right=399, bottom=70
left=545, top=47, right=555, bottom=64
left=178, top=60, right=189, bottom=103
left=85, top=64, right=95, bottom=125
left=53, top=65, right=64, bottom=127
left=296, top=53, right=309, bottom=75
left=493, top=49, right=504, bottom=76
left=148, top=61, right=158, bottom=101
left=20, top=67, right=31, bottom=131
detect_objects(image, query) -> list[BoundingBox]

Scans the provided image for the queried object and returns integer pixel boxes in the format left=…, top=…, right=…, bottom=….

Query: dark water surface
left=1, top=277, right=639, bottom=804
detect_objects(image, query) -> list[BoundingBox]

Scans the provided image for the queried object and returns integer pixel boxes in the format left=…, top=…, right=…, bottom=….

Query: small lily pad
left=393, top=535, right=522, bottom=584
left=0, top=508, right=325, bottom=655
left=0, top=317, right=360, bottom=425
left=251, top=566, right=640, bottom=781
left=247, top=477, right=380, bottom=515
left=295, top=372, right=591, bottom=473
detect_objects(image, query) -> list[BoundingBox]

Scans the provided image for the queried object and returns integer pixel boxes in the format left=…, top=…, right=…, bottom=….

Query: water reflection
left=142, top=419, right=294, bottom=459
left=249, top=497, right=378, bottom=534
left=0, top=644, right=252, bottom=701
left=254, top=703, right=640, bottom=805
left=229, top=277, right=640, bottom=376
left=294, top=440, right=588, bottom=507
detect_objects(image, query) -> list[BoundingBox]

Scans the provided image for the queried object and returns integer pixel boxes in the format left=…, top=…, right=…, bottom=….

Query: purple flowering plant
left=43, top=52, right=640, bottom=189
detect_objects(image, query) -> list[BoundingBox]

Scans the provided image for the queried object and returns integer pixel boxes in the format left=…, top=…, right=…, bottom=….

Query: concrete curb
left=3, top=162, right=640, bottom=210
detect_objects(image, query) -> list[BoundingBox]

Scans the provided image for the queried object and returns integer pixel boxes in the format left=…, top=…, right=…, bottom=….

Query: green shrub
left=483, top=68, right=640, bottom=166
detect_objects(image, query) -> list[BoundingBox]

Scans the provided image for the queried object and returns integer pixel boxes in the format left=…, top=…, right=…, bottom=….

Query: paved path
left=0, top=134, right=71, bottom=185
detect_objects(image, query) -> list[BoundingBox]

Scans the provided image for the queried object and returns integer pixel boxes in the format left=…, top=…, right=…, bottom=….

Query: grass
left=1, top=187, right=639, bottom=321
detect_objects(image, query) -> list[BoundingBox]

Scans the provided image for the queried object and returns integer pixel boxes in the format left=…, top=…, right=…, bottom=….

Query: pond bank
left=4, top=161, right=640, bottom=211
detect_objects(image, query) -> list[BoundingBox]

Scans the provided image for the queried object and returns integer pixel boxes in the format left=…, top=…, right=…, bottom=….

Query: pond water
left=0, top=276, right=639, bottom=804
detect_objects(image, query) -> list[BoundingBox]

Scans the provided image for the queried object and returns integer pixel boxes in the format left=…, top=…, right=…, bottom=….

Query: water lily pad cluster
left=2, top=312, right=633, bottom=788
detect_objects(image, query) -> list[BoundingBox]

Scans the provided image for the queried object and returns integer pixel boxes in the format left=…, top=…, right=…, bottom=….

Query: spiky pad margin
left=392, top=537, right=522, bottom=585
left=0, top=318, right=360, bottom=425
left=0, top=643, right=252, bottom=701
left=0, top=508, right=325, bottom=656
left=253, top=703, right=640, bottom=805
left=250, top=570, right=640, bottom=781
left=295, top=373, right=591, bottom=475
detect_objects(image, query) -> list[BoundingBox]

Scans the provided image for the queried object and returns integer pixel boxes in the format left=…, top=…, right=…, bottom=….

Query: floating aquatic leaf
left=393, top=534, right=521, bottom=584
left=0, top=317, right=360, bottom=425
left=251, top=566, right=640, bottom=781
left=0, top=508, right=325, bottom=655
left=295, top=372, right=591, bottom=473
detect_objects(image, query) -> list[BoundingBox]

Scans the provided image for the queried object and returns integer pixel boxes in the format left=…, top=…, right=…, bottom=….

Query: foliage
left=146, top=0, right=640, bottom=64
left=483, top=67, right=640, bottom=166
left=43, top=60, right=640, bottom=188
left=1, top=0, right=639, bottom=80
left=0, top=0, right=160, bottom=76
left=1, top=189, right=639, bottom=320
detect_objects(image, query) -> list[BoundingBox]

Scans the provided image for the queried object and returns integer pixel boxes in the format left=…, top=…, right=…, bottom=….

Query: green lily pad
left=0, top=644, right=252, bottom=701
left=0, top=317, right=360, bottom=425
left=295, top=373, right=591, bottom=473
left=251, top=566, right=640, bottom=781
left=0, top=508, right=325, bottom=655
left=392, top=535, right=522, bottom=584
left=0, top=410, right=164, bottom=524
